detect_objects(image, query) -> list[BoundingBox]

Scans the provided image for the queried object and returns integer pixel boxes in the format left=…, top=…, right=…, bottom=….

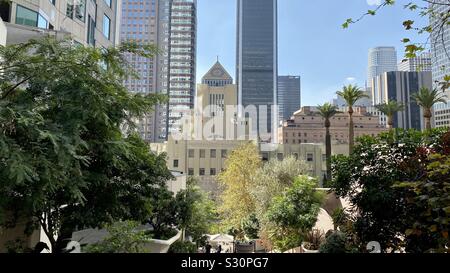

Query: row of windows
left=187, top=149, right=227, bottom=159
left=185, top=168, right=217, bottom=176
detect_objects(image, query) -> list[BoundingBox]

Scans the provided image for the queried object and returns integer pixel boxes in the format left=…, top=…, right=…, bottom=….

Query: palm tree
left=336, top=84, right=369, bottom=154
left=317, top=103, right=339, bottom=183
left=375, top=100, right=405, bottom=129
left=411, top=87, right=447, bottom=131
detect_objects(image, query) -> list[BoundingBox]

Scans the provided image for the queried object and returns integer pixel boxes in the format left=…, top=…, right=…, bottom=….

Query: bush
left=168, top=241, right=197, bottom=253
left=319, top=231, right=347, bottom=253
left=84, top=221, right=151, bottom=253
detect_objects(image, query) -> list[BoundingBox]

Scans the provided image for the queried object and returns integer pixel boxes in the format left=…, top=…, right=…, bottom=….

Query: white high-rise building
left=398, top=52, right=432, bottom=72
left=368, top=47, right=398, bottom=104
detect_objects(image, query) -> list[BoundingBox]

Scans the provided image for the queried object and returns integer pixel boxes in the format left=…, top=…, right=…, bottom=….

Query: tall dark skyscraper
left=236, top=0, right=278, bottom=142
left=277, top=76, right=301, bottom=125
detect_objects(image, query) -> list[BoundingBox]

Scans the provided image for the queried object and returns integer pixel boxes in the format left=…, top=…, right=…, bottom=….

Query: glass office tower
left=236, top=0, right=278, bottom=143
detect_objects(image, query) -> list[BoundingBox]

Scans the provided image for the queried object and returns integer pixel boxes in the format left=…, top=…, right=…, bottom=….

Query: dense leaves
left=331, top=128, right=450, bottom=252
left=0, top=38, right=171, bottom=252
left=265, top=176, right=324, bottom=252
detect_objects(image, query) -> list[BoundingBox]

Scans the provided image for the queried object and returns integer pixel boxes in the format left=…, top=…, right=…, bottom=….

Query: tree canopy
left=0, top=37, right=172, bottom=252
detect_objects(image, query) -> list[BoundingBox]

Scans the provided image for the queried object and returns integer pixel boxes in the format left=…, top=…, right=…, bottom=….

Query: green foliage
left=250, top=157, right=309, bottom=247
left=319, top=231, right=347, bottom=253
left=317, top=103, right=339, bottom=120
left=336, top=84, right=368, bottom=108
left=331, top=129, right=450, bottom=252
left=242, top=213, right=260, bottom=240
left=375, top=100, right=405, bottom=126
left=303, top=229, right=325, bottom=250
left=395, top=148, right=450, bottom=253
left=168, top=241, right=197, bottom=253
left=84, top=221, right=152, bottom=253
left=176, top=178, right=218, bottom=246
left=411, top=87, right=447, bottom=110
left=218, top=143, right=261, bottom=234
left=265, top=176, right=324, bottom=251
left=0, top=37, right=172, bottom=251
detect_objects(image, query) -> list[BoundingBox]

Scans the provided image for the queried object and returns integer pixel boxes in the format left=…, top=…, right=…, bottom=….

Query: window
left=277, top=153, right=284, bottom=161
left=188, top=168, right=194, bottom=176
left=210, top=149, right=216, bottom=158
left=0, top=1, right=11, bottom=23
left=221, top=150, right=227, bottom=158
left=37, top=14, right=48, bottom=29
left=16, top=5, right=38, bottom=27
left=173, top=160, right=179, bottom=168
left=188, top=149, right=194, bottom=158
left=103, top=14, right=111, bottom=39
left=200, top=149, right=205, bottom=158
left=199, top=168, right=205, bottom=176
left=49, top=0, right=56, bottom=5
left=307, top=153, right=314, bottom=162
left=104, top=0, right=111, bottom=7
left=210, top=168, right=216, bottom=176
left=261, top=152, right=269, bottom=161
left=87, top=15, right=95, bottom=46
left=75, top=0, right=86, bottom=21
left=293, top=153, right=299, bottom=160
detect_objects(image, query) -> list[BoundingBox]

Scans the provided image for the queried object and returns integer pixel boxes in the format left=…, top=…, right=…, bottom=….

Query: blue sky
left=197, top=0, right=428, bottom=106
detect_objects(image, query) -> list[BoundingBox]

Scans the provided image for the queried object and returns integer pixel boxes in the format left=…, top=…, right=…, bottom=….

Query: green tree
left=84, top=221, right=152, bottom=253
left=331, top=128, right=449, bottom=252
left=395, top=131, right=450, bottom=253
left=218, top=142, right=261, bottom=234
left=317, top=103, right=339, bottom=181
left=265, top=175, right=324, bottom=252
left=411, top=87, right=447, bottom=130
left=250, top=156, right=308, bottom=246
left=375, top=100, right=405, bottom=129
left=176, top=178, right=217, bottom=247
left=0, top=38, right=172, bottom=252
left=336, top=85, right=368, bottom=154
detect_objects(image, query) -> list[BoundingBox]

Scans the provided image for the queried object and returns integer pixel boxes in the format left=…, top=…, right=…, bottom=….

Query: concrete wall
left=0, top=18, right=6, bottom=46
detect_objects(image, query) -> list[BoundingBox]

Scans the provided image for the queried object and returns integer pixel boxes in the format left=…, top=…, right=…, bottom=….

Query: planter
left=301, top=243, right=320, bottom=253
left=141, top=230, right=182, bottom=253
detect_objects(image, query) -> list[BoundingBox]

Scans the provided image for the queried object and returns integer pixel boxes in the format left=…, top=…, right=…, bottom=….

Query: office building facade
left=167, top=0, right=196, bottom=137
left=368, top=47, right=398, bottom=104
left=0, top=0, right=120, bottom=47
left=120, top=0, right=196, bottom=142
left=398, top=52, right=432, bottom=72
left=372, top=71, right=432, bottom=130
left=277, top=75, right=301, bottom=124
left=430, top=0, right=450, bottom=96
left=236, top=0, right=278, bottom=143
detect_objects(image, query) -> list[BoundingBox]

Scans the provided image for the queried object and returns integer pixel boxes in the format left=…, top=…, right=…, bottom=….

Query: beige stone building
left=150, top=136, right=340, bottom=199
left=278, top=106, right=388, bottom=145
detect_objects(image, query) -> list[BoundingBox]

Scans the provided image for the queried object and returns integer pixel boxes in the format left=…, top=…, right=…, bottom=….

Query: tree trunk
left=387, top=115, right=393, bottom=130
left=424, top=108, right=432, bottom=131
left=325, top=119, right=332, bottom=183
left=348, top=107, right=354, bottom=155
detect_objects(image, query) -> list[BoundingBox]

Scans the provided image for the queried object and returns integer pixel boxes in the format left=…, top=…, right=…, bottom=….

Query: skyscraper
left=120, top=0, right=161, bottom=142
left=368, top=47, right=398, bottom=104
left=398, top=52, right=432, bottom=72
left=430, top=0, right=450, bottom=95
left=120, top=0, right=196, bottom=142
left=167, top=0, right=197, bottom=137
left=236, top=0, right=278, bottom=143
left=277, top=76, right=301, bottom=124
